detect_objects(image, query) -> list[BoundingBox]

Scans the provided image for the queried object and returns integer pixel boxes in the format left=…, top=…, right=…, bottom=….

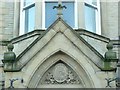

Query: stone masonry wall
left=0, top=1, right=14, bottom=60
left=0, top=1, right=14, bottom=41
left=0, top=1, right=14, bottom=89
left=101, top=2, right=118, bottom=40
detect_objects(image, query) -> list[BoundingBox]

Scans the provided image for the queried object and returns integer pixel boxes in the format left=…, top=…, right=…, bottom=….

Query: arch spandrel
left=27, top=51, right=101, bottom=88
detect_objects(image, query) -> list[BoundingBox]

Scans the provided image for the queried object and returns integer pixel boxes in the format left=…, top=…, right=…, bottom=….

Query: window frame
left=84, top=0, right=101, bottom=34
left=19, top=0, right=101, bottom=35
left=19, top=0, right=35, bottom=35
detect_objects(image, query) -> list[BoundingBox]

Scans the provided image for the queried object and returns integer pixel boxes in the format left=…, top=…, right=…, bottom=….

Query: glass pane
left=25, top=6, right=35, bottom=32
left=45, top=2, right=75, bottom=28
left=63, top=2, right=75, bottom=28
left=45, top=2, right=57, bottom=28
left=24, top=0, right=34, bottom=6
left=85, top=5, right=96, bottom=33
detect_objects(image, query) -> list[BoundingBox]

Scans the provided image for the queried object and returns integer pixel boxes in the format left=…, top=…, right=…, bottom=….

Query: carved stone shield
left=53, top=63, right=68, bottom=83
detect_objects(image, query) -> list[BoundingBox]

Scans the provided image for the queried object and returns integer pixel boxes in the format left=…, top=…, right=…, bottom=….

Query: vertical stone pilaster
left=77, top=1, right=85, bottom=29
left=34, top=1, right=43, bottom=30
left=13, top=0, right=20, bottom=38
left=101, top=2, right=118, bottom=39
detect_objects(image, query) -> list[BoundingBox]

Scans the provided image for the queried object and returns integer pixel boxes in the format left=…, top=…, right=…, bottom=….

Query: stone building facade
left=0, top=0, right=120, bottom=89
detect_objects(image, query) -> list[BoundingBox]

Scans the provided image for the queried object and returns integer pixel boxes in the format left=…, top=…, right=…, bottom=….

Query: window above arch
left=44, top=0, right=75, bottom=28
left=20, top=0, right=35, bottom=34
left=84, top=0, right=101, bottom=34
left=19, top=0, right=101, bottom=35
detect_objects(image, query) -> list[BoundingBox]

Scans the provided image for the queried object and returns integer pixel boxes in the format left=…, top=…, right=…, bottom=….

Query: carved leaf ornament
left=43, top=63, right=81, bottom=84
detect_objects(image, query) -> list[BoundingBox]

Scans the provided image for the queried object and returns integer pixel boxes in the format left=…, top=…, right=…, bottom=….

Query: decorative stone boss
left=104, top=41, right=118, bottom=70
left=2, top=43, right=16, bottom=71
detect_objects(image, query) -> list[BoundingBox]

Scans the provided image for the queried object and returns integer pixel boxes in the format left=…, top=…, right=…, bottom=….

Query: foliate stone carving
left=42, top=63, right=81, bottom=84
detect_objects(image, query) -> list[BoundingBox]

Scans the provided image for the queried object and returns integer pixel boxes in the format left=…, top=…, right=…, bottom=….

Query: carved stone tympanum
left=40, top=62, right=81, bottom=84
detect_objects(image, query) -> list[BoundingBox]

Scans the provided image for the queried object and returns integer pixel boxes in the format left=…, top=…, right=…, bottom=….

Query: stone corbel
left=103, top=41, right=118, bottom=71
left=2, top=43, right=20, bottom=72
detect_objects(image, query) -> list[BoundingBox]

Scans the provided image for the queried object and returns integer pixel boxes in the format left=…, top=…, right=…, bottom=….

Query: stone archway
left=27, top=51, right=101, bottom=88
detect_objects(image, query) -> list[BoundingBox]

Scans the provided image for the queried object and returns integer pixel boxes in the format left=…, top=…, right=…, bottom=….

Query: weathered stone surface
left=0, top=1, right=119, bottom=88
left=101, top=2, right=118, bottom=39
left=13, top=35, right=39, bottom=57
left=81, top=35, right=108, bottom=56
left=4, top=19, right=104, bottom=88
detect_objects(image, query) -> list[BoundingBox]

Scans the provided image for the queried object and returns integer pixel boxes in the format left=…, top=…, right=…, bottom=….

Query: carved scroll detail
left=42, top=63, right=81, bottom=84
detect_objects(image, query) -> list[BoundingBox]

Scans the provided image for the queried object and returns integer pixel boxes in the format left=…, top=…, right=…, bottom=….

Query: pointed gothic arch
left=26, top=50, right=101, bottom=88
left=38, top=60, right=83, bottom=88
